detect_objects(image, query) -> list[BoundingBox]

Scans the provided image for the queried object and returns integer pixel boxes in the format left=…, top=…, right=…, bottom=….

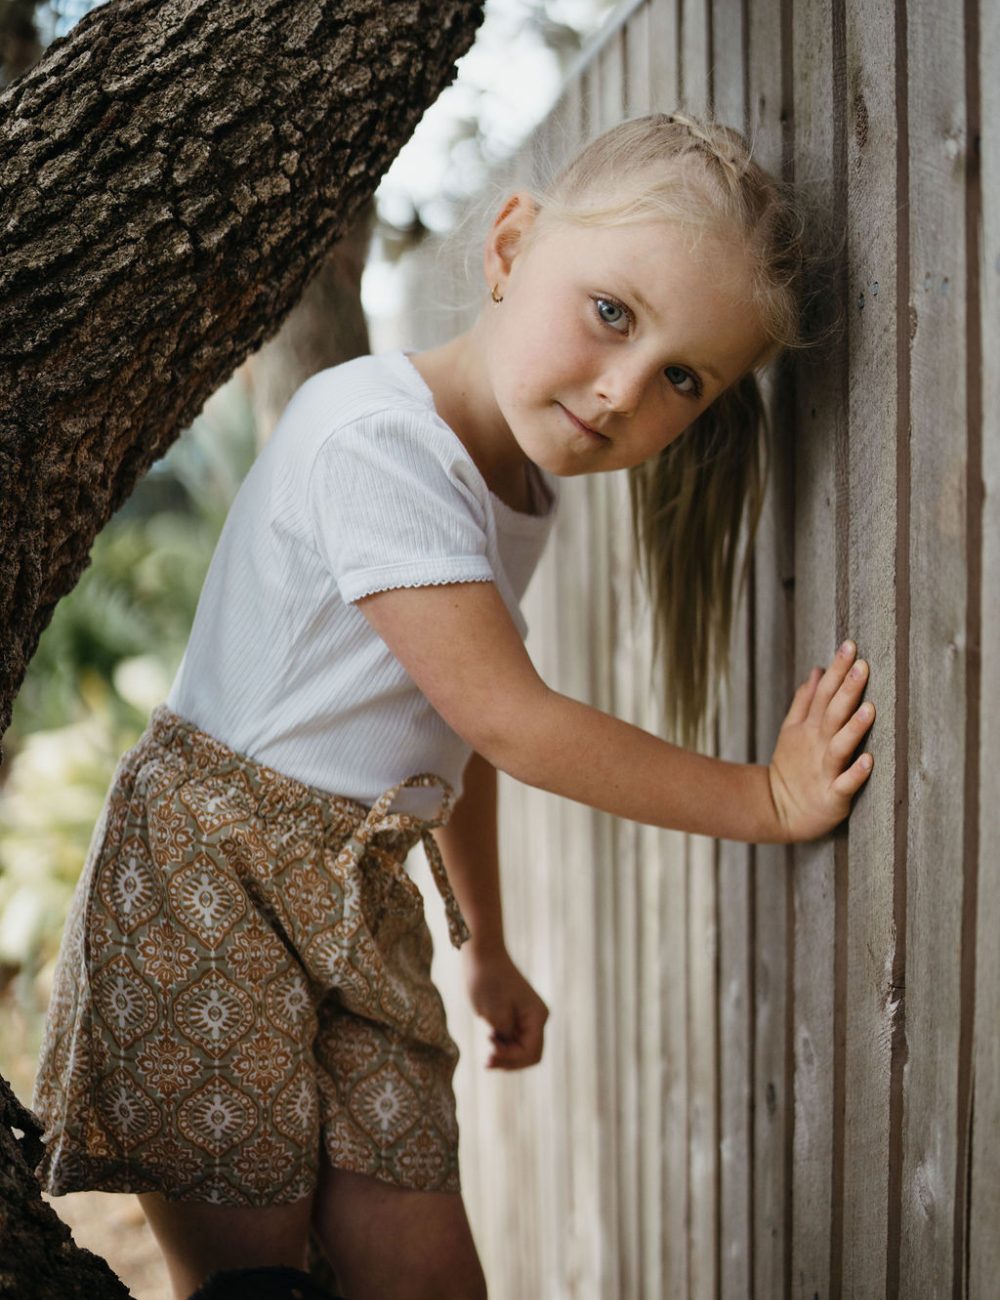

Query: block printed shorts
left=32, top=708, right=470, bottom=1206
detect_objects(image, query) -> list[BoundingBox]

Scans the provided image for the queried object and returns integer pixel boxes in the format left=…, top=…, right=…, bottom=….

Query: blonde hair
left=534, top=112, right=805, bottom=745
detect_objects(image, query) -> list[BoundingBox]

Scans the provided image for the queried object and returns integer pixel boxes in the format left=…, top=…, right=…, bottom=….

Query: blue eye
left=665, top=365, right=699, bottom=395
left=595, top=297, right=629, bottom=331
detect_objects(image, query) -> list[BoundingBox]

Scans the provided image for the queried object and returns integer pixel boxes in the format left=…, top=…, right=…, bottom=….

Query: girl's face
left=483, top=205, right=767, bottom=477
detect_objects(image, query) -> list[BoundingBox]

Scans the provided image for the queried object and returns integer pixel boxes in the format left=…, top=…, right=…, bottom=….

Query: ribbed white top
left=167, top=351, right=557, bottom=812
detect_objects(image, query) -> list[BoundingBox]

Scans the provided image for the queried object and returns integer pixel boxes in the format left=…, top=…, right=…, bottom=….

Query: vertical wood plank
left=710, top=0, right=745, bottom=128
left=612, top=499, right=672, bottom=1299
left=746, top=0, right=794, bottom=1294
left=660, top=824, right=692, bottom=1297
left=898, top=0, right=970, bottom=1292
left=688, top=833, right=719, bottom=1300
left=624, top=1, right=653, bottom=116
left=790, top=1, right=847, bottom=1295
left=599, top=27, right=627, bottom=127
left=621, top=448, right=689, bottom=1295
left=649, top=0, right=681, bottom=113
left=717, top=595, right=754, bottom=1300
left=957, top=0, right=985, bottom=1272
left=969, top=0, right=1000, bottom=1290
left=680, top=0, right=711, bottom=115
left=840, top=0, right=901, bottom=1293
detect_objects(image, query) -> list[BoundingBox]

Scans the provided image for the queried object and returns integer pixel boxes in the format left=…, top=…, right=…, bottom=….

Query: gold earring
left=490, top=283, right=503, bottom=304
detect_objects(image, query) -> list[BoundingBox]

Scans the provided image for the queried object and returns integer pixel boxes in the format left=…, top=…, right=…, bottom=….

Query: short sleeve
left=307, top=413, right=497, bottom=603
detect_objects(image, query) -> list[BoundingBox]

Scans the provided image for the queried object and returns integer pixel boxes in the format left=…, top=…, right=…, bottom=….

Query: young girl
left=32, top=113, right=874, bottom=1300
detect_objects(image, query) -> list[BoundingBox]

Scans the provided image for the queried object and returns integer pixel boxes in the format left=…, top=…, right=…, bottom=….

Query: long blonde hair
left=534, top=113, right=805, bottom=745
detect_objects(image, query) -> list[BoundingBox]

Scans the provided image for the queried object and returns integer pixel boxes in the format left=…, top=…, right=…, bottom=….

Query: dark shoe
left=187, top=1264, right=342, bottom=1300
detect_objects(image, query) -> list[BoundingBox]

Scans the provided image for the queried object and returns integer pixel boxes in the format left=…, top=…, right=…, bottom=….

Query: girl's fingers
left=487, top=1007, right=546, bottom=1070
left=488, top=1047, right=536, bottom=1070
left=821, top=656, right=870, bottom=734
left=831, top=751, right=874, bottom=798
left=487, top=1030, right=544, bottom=1070
left=827, top=702, right=876, bottom=768
left=808, top=641, right=861, bottom=723
left=785, top=667, right=823, bottom=725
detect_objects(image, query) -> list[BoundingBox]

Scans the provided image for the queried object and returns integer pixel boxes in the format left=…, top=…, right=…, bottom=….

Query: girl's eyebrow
left=696, top=360, right=723, bottom=384
left=621, top=282, right=657, bottom=319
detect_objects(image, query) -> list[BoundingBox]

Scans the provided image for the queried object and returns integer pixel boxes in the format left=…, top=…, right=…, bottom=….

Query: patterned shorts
left=32, top=708, right=470, bottom=1206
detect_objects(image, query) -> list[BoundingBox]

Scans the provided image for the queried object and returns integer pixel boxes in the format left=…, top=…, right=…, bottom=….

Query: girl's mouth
left=558, top=403, right=610, bottom=443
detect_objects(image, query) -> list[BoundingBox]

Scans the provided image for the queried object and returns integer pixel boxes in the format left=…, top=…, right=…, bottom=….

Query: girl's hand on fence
left=768, top=641, right=875, bottom=842
left=462, top=944, right=549, bottom=1070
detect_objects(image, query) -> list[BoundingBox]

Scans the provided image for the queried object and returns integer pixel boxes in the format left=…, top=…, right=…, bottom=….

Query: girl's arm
left=434, top=750, right=549, bottom=1069
left=434, top=750, right=506, bottom=953
left=360, top=581, right=874, bottom=845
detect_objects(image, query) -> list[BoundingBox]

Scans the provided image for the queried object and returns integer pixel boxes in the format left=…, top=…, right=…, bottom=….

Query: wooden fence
left=401, top=0, right=998, bottom=1294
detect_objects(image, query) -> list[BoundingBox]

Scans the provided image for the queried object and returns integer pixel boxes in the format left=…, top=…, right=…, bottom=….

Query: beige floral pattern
left=135, top=921, right=200, bottom=989
left=33, top=708, right=465, bottom=1206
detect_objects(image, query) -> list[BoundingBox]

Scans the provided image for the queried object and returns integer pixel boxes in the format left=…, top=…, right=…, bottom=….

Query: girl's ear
left=483, top=190, right=538, bottom=296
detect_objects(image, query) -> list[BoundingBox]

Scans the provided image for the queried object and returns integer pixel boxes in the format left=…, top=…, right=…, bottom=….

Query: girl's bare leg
left=312, top=1151, right=487, bottom=1300
left=137, top=1191, right=314, bottom=1300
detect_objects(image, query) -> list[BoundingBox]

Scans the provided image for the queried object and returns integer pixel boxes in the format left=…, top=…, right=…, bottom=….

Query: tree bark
left=0, top=1, right=483, bottom=1292
left=0, top=0, right=484, bottom=752
left=0, top=1074, right=131, bottom=1296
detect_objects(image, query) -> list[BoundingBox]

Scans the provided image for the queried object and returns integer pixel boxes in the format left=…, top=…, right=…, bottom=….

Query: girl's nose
left=595, top=361, right=648, bottom=416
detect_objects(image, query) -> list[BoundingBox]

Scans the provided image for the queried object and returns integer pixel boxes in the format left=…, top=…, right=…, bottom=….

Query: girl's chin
left=520, top=444, right=610, bottom=479
left=495, top=404, right=611, bottom=480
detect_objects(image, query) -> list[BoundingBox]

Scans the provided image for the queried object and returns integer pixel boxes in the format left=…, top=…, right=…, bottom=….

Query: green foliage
left=0, top=379, right=256, bottom=1093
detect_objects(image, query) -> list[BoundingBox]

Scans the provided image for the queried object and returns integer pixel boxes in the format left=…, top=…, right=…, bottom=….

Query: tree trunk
left=0, top=0, right=483, bottom=752
left=0, top=1074, right=131, bottom=1296
left=0, top=1, right=483, bottom=1292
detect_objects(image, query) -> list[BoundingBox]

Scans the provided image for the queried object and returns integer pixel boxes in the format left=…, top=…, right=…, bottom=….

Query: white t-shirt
left=168, top=350, right=557, bottom=811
